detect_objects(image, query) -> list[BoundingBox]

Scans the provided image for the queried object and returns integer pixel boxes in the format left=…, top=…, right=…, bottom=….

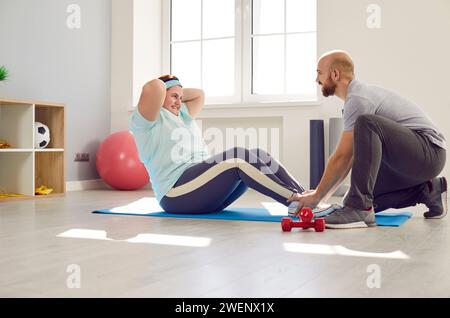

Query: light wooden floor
left=0, top=189, right=449, bottom=298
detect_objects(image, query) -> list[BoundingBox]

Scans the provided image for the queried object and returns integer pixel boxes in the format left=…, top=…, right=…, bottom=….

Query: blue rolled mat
left=310, top=120, right=325, bottom=189
left=93, top=207, right=412, bottom=227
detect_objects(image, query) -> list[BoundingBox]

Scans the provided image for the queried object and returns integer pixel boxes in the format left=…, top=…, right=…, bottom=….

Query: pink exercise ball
left=96, top=131, right=149, bottom=190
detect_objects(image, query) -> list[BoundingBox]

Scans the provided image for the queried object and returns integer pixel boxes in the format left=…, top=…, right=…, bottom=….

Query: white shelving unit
left=0, top=99, right=65, bottom=201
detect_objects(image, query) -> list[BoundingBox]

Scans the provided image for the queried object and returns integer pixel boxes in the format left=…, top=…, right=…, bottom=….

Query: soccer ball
left=35, top=122, right=51, bottom=149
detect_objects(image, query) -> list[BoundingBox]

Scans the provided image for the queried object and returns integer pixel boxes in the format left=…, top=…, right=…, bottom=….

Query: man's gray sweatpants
left=344, top=114, right=446, bottom=212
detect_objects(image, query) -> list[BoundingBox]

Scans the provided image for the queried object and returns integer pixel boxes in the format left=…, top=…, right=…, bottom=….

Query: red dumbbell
left=281, top=207, right=325, bottom=232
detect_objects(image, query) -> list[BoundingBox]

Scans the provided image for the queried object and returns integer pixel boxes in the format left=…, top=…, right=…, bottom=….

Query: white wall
left=133, top=0, right=162, bottom=107
left=0, top=0, right=111, bottom=182
left=111, top=0, right=133, bottom=133
left=111, top=0, right=162, bottom=133
left=111, top=0, right=450, bottom=187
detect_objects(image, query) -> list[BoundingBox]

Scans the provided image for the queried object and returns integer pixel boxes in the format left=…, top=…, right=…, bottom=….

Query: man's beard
left=321, top=76, right=337, bottom=97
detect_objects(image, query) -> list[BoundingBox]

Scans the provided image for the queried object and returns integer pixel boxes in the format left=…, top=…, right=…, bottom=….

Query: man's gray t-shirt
left=343, top=80, right=446, bottom=149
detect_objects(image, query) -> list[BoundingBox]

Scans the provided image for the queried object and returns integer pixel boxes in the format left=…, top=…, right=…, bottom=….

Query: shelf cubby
left=0, top=152, right=34, bottom=197
left=0, top=100, right=34, bottom=149
left=35, top=151, right=65, bottom=195
left=35, top=104, right=64, bottom=149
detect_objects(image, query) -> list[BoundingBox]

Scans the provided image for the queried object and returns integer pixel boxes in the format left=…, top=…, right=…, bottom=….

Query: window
left=163, top=0, right=317, bottom=106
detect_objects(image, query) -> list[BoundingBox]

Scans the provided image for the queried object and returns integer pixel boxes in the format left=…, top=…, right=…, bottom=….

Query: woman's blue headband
left=165, top=79, right=183, bottom=89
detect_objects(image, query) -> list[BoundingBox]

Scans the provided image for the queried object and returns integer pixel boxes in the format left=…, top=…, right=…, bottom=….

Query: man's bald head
left=318, top=50, right=355, bottom=80
left=316, top=50, right=355, bottom=98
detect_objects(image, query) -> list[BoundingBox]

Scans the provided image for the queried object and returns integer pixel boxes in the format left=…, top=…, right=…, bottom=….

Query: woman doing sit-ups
left=129, top=75, right=306, bottom=213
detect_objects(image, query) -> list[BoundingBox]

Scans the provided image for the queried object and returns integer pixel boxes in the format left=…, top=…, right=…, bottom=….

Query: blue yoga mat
left=93, top=201, right=413, bottom=227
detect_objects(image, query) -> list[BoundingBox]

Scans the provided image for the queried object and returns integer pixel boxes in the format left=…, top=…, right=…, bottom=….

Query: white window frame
left=162, top=0, right=319, bottom=108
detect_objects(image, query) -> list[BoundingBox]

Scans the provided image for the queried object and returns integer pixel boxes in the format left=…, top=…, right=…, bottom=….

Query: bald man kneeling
left=291, top=50, right=447, bottom=229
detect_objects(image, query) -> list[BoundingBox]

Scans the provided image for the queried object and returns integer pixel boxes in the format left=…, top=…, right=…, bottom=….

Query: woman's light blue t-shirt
left=129, top=103, right=209, bottom=202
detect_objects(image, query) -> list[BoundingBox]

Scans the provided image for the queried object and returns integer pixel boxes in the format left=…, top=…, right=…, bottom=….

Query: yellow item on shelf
left=35, top=185, right=54, bottom=195
left=0, top=188, right=25, bottom=199
left=0, top=138, right=12, bottom=149
left=0, top=193, right=25, bottom=198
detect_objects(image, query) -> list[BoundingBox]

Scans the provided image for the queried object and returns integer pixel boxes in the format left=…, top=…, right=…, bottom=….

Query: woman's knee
left=228, top=146, right=250, bottom=158
left=250, top=148, right=273, bottom=164
left=249, top=147, right=266, bottom=155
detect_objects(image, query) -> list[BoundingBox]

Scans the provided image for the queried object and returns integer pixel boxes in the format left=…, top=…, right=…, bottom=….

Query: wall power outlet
left=74, top=153, right=90, bottom=162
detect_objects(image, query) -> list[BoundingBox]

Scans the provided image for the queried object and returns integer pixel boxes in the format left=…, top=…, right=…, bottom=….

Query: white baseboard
left=66, top=180, right=153, bottom=192
left=66, top=179, right=110, bottom=191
